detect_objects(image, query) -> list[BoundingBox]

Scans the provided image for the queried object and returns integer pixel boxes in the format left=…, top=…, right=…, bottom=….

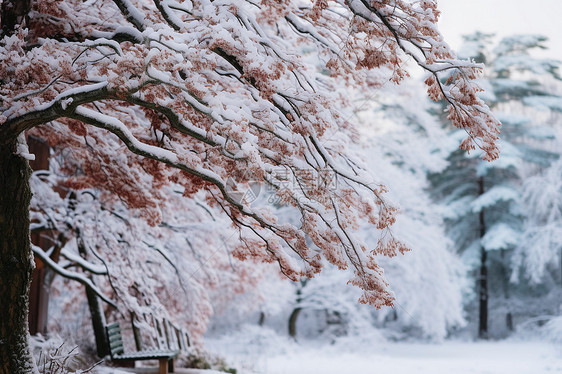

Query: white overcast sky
left=437, top=0, right=562, bottom=59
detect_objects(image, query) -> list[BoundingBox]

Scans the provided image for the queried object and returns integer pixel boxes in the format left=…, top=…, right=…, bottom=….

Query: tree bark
left=477, top=177, right=488, bottom=340
left=0, top=140, right=39, bottom=374
left=1, top=0, right=31, bottom=36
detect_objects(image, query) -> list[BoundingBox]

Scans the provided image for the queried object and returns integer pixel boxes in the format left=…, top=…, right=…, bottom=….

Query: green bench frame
left=106, top=322, right=179, bottom=374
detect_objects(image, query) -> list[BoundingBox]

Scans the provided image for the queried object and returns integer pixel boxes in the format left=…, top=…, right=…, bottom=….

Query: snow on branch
left=111, top=0, right=146, bottom=31
left=32, top=244, right=117, bottom=307
left=60, top=248, right=108, bottom=275
left=344, top=0, right=500, bottom=160
left=0, top=82, right=111, bottom=144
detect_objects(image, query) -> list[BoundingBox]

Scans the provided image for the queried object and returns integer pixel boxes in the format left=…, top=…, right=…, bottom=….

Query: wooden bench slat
left=113, top=350, right=179, bottom=361
left=108, top=334, right=122, bottom=343
left=110, top=343, right=123, bottom=351
left=107, top=325, right=121, bottom=334
left=109, top=336, right=123, bottom=346
left=109, top=343, right=122, bottom=352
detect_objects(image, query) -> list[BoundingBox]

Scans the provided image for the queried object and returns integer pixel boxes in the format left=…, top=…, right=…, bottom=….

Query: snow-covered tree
left=250, top=80, right=466, bottom=342
left=513, top=159, right=562, bottom=286
left=429, top=33, right=561, bottom=339
left=29, top=160, right=266, bottom=351
left=0, top=1, right=500, bottom=372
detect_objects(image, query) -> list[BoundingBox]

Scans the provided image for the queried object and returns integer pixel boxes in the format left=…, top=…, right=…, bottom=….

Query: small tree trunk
left=288, top=281, right=305, bottom=340
left=478, top=243, right=488, bottom=339
left=28, top=136, right=52, bottom=336
left=477, top=177, right=488, bottom=340
left=499, top=248, right=513, bottom=333
left=506, top=312, right=514, bottom=332
left=0, top=141, right=39, bottom=374
left=76, top=230, right=108, bottom=358
left=288, top=307, right=302, bottom=339
left=85, top=282, right=109, bottom=357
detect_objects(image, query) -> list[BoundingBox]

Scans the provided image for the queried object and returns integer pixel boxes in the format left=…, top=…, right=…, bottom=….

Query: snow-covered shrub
left=31, top=335, right=101, bottom=374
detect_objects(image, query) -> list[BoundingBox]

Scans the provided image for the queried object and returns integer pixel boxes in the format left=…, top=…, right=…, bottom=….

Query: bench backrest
left=106, top=322, right=125, bottom=357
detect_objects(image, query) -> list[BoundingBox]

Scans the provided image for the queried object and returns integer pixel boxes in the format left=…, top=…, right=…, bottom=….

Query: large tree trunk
left=0, top=141, right=39, bottom=374
left=1, top=4, right=48, bottom=368
left=477, top=177, right=488, bottom=340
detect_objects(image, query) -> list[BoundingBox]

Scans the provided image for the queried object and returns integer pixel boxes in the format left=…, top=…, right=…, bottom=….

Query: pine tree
left=430, top=33, right=561, bottom=339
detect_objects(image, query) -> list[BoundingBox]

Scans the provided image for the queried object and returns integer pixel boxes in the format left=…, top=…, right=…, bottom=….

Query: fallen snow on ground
left=259, top=341, right=562, bottom=374
left=95, top=339, right=562, bottom=374
left=205, top=327, right=562, bottom=374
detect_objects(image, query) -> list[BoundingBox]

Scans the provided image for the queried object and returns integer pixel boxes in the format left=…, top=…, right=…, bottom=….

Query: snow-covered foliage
left=0, top=0, right=502, bottom=311
left=30, top=334, right=99, bottom=374
left=30, top=163, right=265, bottom=342
left=541, top=315, right=562, bottom=345
left=512, top=159, right=562, bottom=285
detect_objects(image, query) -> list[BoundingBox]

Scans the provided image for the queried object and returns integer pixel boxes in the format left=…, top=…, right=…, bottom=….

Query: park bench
left=105, top=322, right=180, bottom=374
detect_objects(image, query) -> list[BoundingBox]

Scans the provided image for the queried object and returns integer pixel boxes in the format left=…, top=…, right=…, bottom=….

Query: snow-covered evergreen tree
left=429, top=33, right=562, bottom=339
left=513, top=159, right=562, bottom=286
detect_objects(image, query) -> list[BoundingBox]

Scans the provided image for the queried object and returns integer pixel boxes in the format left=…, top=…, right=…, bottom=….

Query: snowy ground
left=257, top=341, right=562, bottom=374
left=94, top=339, right=562, bottom=374
left=205, top=328, right=562, bottom=374
left=91, top=324, right=562, bottom=374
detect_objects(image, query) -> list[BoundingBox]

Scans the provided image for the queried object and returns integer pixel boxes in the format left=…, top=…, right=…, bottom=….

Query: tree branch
left=0, top=82, right=112, bottom=144
left=111, top=0, right=146, bottom=31
left=32, top=244, right=117, bottom=308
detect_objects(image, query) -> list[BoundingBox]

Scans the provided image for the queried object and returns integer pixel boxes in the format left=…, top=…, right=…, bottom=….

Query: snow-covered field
left=95, top=337, right=562, bottom=374
left=258, top=341, right=562, bottom=374
left=205, top=329, right=562, bottom=374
